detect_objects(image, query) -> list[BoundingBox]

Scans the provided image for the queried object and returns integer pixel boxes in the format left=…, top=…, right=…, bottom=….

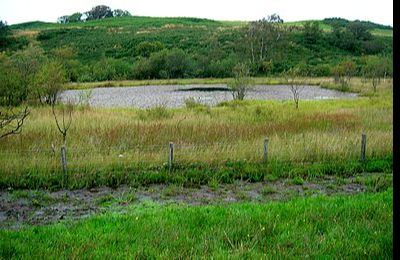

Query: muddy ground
left=0, top=172, right=392, bottom=229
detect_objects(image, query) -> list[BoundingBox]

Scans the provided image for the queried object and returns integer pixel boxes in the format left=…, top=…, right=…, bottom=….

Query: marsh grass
left=137, top=104, right=173, bottom=120
left=184, top=97, right=210, bottom=110
left=0, top=79, right=392, bottom=189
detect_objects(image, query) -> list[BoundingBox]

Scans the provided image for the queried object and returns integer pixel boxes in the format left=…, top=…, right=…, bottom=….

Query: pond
left=60, top=84, right=357, bottom=108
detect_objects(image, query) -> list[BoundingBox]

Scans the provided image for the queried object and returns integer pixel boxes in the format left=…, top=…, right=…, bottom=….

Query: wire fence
left=0, top=133, right=393, bottom=175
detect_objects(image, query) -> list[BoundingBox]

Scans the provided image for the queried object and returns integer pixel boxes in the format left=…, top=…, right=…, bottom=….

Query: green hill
left=2, top=16, right=393, bottom=82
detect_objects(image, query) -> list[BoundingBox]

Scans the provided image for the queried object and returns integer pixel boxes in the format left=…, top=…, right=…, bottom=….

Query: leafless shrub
left=284, top=68, right=307, bottom=109
left=0, top=106, right=29, bottom=139
left=52, top=100, right=74, bottom=144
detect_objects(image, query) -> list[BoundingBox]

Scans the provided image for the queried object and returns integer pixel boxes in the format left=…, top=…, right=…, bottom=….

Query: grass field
left=0, top=77, right=392, bottom=190
left=0, top=190, right=392, bottom=258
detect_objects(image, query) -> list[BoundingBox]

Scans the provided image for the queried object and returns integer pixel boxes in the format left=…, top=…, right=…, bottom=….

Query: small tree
left=35, top=61, right=67, bottom=105
left=285, top=68, right=305, bottom=109
left=303, top=21, right=322, bottom=45
left=346, top=21, right=372, bottom=41
left=0, top=57, right=25, bottom=106
left=51, top=46, right=80, bottom=82
left=57, top=13, right=82, bottom=24
left=0, top=106, right=29, bottom=139
left=57, top=16, right=69, bottom=24
left=10, top=44, right=46, bottom=102
left=68, top=12, right=83, bottom=23
left=113, top=9, right=131, bottom=17
left=331, top=60, right=356, bottom=91
left=341, top=60, right=356, bottom=83
left=52, top=101, right=73, bottom=145
left=363, top=56, right=391, bottom=92
left=228, top=63, right=254, bottom=100
left=86, top=5, right=113, bottom=20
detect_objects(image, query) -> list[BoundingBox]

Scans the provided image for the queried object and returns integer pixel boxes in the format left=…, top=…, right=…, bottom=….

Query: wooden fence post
left=51, top=143, right=56, bottom=158
left=61, top=145, right=67, bottom=176
left=361, top=134, right=367, bottom=162
left=263, top=138, right=269, bottom=163
left=169, top=142, right=174, bottom=170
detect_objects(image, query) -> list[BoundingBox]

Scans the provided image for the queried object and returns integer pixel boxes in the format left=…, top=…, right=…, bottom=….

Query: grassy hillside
left=1, top=16, right=393, bottom=83
left=10, top=16, right=392, bottom=33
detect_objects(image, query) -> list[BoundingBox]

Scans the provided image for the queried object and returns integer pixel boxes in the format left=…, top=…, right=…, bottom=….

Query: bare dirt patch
left=0, top=172, right=391, bottom=229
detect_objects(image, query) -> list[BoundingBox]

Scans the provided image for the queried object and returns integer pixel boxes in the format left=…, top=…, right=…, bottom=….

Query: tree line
left=57, top=5, right=131, bottom=24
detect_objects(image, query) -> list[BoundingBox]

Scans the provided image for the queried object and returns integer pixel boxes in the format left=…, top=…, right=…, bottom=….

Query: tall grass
left=0, top=80, right=392, bottom=189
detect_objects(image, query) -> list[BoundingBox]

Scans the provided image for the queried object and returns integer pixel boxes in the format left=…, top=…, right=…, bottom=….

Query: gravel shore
left=60, top=84, right=357, bottom=108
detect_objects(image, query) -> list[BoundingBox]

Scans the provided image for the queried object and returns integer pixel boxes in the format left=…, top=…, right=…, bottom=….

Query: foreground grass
left=0, top=190, right=392, bottom=258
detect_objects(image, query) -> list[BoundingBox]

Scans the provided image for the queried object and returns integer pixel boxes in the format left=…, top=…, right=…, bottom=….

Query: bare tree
left=228, top=63, right=254, bottom=100
left=52, top=101, right=73, bottom=144
left=0, top=106, right=29, bottom=139
left=285, top=68, right=305, bottom=109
